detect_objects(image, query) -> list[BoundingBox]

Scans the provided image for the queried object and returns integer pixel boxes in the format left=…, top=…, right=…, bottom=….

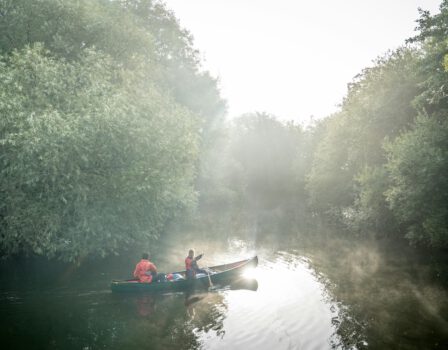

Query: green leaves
left=385, top=116, right=448, bottom=247
left=305, top=5, right=448, bottom=248
left=306, top=48, right=422, bottom=219
left=0, top=23, right=204, bottom=262
left=0, top=0, right=227, bottom=262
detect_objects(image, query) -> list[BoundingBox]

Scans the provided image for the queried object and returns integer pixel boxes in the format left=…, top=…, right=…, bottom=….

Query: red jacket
left=133, top=259, right=157, bottom=283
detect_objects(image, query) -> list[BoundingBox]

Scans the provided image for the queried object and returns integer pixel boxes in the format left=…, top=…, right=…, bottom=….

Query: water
left=1, top=235, right=447, bottom=349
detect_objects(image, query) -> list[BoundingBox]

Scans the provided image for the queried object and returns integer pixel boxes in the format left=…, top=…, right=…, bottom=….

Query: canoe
left=111, top=256, right=258, bottom=293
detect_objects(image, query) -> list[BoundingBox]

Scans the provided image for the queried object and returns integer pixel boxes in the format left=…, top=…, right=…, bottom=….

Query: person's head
left=142, top=252, right=149, bottom=260
left=188, top=249, right=194, bottom=258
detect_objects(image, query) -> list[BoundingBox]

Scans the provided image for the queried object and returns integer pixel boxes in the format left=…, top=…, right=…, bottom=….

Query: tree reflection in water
left=126, top=278, right=259, bottom=349
left=109, top=290, right=228, bottom=350
left=0, top=276, right=258, bottom=350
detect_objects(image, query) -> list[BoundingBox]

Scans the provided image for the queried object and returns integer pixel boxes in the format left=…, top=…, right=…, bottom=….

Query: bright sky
left=164, top=0, right=441, bottom=123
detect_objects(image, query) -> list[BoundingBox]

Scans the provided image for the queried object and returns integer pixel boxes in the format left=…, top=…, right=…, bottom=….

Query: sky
left=164, top=0, right=441, bottom=123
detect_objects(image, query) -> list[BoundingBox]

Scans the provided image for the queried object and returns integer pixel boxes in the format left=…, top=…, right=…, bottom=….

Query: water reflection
left=0, top=246, right=342, bottom=350
left=2, top=233, right=448, bottom=349
left=306, top=238, right=448, bottom=350
left=136, top=295, right=155, bottom=316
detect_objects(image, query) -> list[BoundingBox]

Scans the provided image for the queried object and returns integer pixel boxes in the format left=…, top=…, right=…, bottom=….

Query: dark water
left=1, top=234, right=448, bottom=349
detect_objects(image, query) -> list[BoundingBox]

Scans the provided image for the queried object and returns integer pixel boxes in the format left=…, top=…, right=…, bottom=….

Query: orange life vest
left=185, top=256, right=193, bottom=271
left=185, top=256, right=196, bottom=278
left=133, top=259, right=157, bottom=283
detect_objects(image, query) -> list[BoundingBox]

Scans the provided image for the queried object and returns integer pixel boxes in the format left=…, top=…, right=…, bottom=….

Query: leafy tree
left=307, top=48, right=422, bottom=225
left=347, top=166, right=398, bottom=236
left=409, top=0, right=448, bottom=120
left=0, top=45, right=199, bottom=262
left=383, top=1, right=448, bottom=247
left=117, top=0, right=227, bottom=128
left=0, top=0, right=226, bottom=262
left=306, top=112, right=355, bottom=215
left=385, top=116, right=448, bottom=247
left=0, top=0, right=225, bottom=132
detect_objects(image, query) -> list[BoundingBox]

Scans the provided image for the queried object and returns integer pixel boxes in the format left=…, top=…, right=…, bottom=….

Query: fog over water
left=2, top=224, right=447, bottom=349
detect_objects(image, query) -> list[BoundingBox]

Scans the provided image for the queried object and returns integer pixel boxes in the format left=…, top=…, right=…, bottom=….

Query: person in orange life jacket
left=185, top=249, right=207, bottom=279
left=133, top=253, right=165, bottom=283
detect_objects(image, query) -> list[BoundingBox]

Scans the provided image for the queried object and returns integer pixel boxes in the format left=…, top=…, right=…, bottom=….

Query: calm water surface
left=1, top=236, right=447, bottom=349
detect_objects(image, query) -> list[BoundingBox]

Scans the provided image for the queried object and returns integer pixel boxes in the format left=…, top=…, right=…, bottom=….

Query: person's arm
left=195, top=254, right=203, bottom=261
left=149, top=262, right=157, bottom=273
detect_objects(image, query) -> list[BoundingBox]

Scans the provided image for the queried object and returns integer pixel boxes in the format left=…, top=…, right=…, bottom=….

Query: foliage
left=305, top=1, right=448, bottom=248
left=306, top=113, right=355, bottom=214
left=0, top=0, right=225, bottom=261
left=409, top=1, right=448, bottom=120
left=382, top=1, right=448, bottom=247
left=0, top=45, right=198, bottom=261
left=306, top=49, right=422, bottom=221
left=0, top=0, right=226, bottom=123
left=385, top=113, right=448, bottom=247
left=347, top=166, right=398, bottom=236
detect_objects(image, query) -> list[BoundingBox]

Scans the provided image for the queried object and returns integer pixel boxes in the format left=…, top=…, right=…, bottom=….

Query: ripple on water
left=196, top=253, right=340, bottom=349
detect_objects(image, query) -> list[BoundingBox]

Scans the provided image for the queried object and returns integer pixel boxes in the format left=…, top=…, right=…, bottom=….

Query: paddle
left=206, top=268, right=213, bottom=288
left=197, top=253, right=213, bottom=288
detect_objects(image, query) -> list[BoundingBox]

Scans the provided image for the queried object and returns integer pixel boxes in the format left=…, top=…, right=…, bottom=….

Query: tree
left=306, top=48, right=422, bottom=225
left=383, top=1, right=448, bottom=247
left=385, top=116, right=448, bottom=247
left=0, top=0, right=226, bottom=262
left=306, top=112, right=355, bottom=215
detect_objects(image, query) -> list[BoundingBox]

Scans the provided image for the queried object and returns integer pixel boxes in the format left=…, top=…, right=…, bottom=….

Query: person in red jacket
left=185, top=249, right=206, bottom=279
left=133, top=253, right=158, bottom=283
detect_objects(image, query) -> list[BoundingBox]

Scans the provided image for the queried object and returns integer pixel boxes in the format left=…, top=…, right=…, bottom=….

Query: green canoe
left=111, top=256, right=258, bottom=293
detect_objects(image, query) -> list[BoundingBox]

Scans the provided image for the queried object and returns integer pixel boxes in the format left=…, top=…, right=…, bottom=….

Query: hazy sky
left=164, top=0, right=441, bottom=123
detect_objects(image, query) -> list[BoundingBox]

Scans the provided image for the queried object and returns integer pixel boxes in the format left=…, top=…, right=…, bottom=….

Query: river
left=1, top=229, right=447, bottom=349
